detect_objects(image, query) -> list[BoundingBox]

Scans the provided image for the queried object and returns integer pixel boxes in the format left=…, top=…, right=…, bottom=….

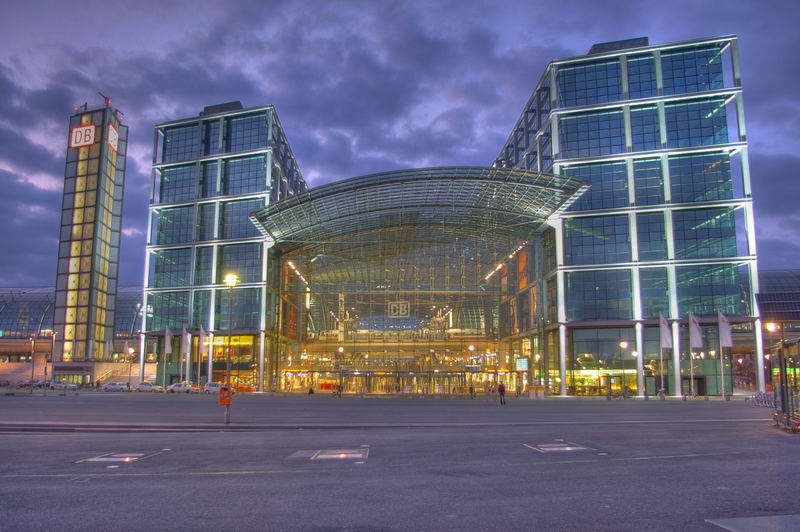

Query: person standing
left=498, top=381, right=506, bottom=405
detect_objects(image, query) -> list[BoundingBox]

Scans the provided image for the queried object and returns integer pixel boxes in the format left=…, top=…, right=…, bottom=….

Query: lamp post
left=224, top=273, right=238, bottom=424
left=619, top=340, right=628, bottom=399
left=30, top=334, right=35, bottom=395
left=127, top=346, right=135, bottom=387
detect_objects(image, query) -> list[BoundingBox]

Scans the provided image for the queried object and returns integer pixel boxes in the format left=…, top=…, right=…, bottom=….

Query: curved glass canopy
left=251, top=166, right=587, bottom=254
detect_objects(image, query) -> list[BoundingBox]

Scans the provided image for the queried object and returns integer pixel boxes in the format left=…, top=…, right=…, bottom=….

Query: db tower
left=52, top=98, right=128, bottom=383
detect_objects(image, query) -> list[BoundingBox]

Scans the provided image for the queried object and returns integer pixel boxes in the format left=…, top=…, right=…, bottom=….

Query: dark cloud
left=0, top=0, right=798, bottom=287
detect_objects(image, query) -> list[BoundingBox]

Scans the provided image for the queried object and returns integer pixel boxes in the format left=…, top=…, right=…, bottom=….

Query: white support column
left=635, top=321, right=645, bottom=397
left=559, top=324, right=567, bottom=396
left=671, top=321, right=681, bottom=397
left=138, top=332, right=146, bottom=382
left=754, top=317, right=765, bottom=393
left=207, top=332, right=214, bottom=382
left=258, top=330, right=266, bottom=393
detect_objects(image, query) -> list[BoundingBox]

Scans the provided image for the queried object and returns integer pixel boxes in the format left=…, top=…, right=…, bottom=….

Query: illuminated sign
left=388, top=301, right=409, bottom=317
left=70, top=124, right=96, bottom=148
left=107, top=122, right=119, bottom=152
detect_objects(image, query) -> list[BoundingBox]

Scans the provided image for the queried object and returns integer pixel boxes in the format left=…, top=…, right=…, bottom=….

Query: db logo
left=70, top=124, right=96, bottom=148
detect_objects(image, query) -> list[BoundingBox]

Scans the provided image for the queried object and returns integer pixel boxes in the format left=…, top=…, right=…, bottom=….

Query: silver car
left=102, top=381, right=129, bottom=392
left=50, top=380, right=78, bottom=390
left=135, top=381, right=165, bottom=393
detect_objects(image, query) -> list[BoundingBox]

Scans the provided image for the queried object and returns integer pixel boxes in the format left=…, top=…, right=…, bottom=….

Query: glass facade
left=143, top=103, right=306, bottom=389
left=495, top=35, right=759, bottom=397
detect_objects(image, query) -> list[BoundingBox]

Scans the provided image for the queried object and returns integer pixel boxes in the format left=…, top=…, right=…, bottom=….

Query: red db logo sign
left=70, top=125, right=96, bottom=148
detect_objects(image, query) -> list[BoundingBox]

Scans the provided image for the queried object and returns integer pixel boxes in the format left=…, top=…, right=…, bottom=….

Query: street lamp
left=224, top=273, right=238, bottom=424
left=127, top=346, right=135, bottom=387
left=619, top=340, right=628, bottom=399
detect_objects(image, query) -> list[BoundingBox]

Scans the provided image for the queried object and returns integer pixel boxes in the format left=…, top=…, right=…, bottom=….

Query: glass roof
left=251, top=166, right=588, bottom=254
left=0, top=286, right=142, bottom=337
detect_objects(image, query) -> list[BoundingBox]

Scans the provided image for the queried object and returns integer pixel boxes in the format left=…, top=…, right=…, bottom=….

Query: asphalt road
left=0, top=392, right=797, bottom=532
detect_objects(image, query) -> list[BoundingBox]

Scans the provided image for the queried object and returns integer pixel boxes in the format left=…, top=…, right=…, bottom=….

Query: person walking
left=498, top=381, right=506, bottom=405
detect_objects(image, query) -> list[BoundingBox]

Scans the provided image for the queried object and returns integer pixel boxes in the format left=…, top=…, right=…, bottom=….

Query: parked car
left=202, top=382, right=222, bottom=394
left=50, top=380, right=77, bottom=390
left=102, top=381, right=129, bottom=392
left=16, top=379, right=35, bottom=388
left=167, top=381, right=199, bottom=393
left=135, top=381, right=164, bottom=393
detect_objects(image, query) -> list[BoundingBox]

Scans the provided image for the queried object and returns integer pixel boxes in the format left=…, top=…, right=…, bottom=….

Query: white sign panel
left=107, top=122, right=119, bottom=152
left=70, top=124, right=96, bottom=148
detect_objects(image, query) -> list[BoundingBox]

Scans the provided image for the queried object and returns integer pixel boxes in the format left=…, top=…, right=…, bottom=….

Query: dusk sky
left=1, top=0, right=798, bottom=287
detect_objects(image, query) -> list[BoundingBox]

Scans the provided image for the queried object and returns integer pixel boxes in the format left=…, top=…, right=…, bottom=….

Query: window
left=560, top=110, right=625, bottom=158
left=195, top=247, right=213, bottom=285
left=153, top=248, right=192, bottom=287
left=633, top=159, right=664, bottom=205
left=665, top=99, right=728, bottom=149
left=203, top=120, right=221, bottom=156
left=637, top=213, right=667, bottom=261
left=627, top=54, right=657, bottom=98
left=162, top=125, right=198, bottom=163
left=558, top=59, right=622, bottom=107
left=669, top=153, right=732, bottom=203
left=223, top=156, right=266, bottom=195
left=200, top=162, right=219, bottom=198
left=196, top=204, right=216, bottom=242
left=149, top=291, right=189, bottom=331
left=217, top=243, right=262, bottom=283
left=215, top=287, right=261, bottom=329
left=565, top=215, right=631, bottom=265
left=677, top=264, right=743, bottom=316
left=567, top=270, right=632, bottom=320
left=226, top=113, right=267, bottom=153
left=630, top=106, right=660, bottom=152
left=672, top=208, right=737, bottom=259
left=662, top=46, right=724, bottom=96
left=160, top=165, right=195, bottom=203
left=640, top=268, right=669, bottom=319
left=220, top=199, right=262, bottom=239
left=156, top=206, right=194, bottom=245
left=564, top=162, right=628, bottom=211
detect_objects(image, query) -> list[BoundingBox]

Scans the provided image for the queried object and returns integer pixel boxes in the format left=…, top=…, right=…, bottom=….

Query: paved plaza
left=0, top=392, right=798, bottom=531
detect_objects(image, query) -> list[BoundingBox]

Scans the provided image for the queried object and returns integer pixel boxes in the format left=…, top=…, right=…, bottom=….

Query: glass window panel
left=637, top=212, right=668, bottom=261
left=664, top=99, right=728, bottom=149
left=156, top=206, right=194, bottom=245
left=564, top=215, right=631, bottom=266
left=559, top=110, right=625, bottom=158
left=223, top=156, right=266, bottom=195
left=567, top=270, right=632, bottom=320
left=564, top=162, right=628, bottom=211
left=672, top=207, right=737, bottom=259
left=160, top=165, right=196, bottom=203
left=677, top=264, right=744, bottom=317
left=217, top=243, right=262, bottom=284
left=627, top=54, right=657, bottom=98
left=220, top=199, right=262, bottom=239
left=226, top=113, right=267, bottom=153
left=162, top=125, right=198, bottom=163
left=669, top=153, right=733, bottom=203
left=640, top=268, right=669, bottom=319
left=153, top=248, right=192, bottom=288
left=633, top=158, right=664, bottom=206
left=558, top=59, right=622, bottom=107
left=630, top=106, right=660, bottom=151
left=662, top=45, right=724, bottom=96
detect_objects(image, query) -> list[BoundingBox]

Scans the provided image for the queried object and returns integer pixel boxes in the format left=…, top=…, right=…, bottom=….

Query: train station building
left=139, top=34, right=763, bottom=397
